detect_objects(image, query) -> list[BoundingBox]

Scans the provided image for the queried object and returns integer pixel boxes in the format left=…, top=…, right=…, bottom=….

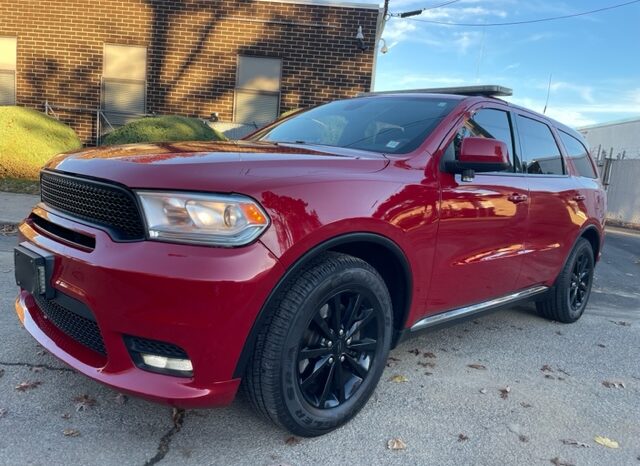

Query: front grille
left=40, top=170, right=145, bottom=241
left=33, top=294, right=106, bottom=356
left=124, top=335, right=188, bottom=359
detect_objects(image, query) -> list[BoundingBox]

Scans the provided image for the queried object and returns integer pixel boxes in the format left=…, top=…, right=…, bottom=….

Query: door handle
left=507, top=193, right=528, bottom=204
left=573, top=194, right=586, bottom=201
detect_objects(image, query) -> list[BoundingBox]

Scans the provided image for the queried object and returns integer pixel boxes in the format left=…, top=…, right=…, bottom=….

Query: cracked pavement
left=0, top=228, right=638, bottom=465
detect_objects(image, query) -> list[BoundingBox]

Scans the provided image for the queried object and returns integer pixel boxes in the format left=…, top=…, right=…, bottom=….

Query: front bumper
left=14, top=207, right=284, bottom=407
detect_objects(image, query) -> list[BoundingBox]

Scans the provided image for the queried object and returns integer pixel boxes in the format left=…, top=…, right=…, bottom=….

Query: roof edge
left=578, top=115, right=640, bottom=131
left=256, top=0, right=381, bottom=10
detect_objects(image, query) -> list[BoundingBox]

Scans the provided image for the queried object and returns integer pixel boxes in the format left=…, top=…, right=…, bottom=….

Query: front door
left=426, top=106, right=529, bottom=313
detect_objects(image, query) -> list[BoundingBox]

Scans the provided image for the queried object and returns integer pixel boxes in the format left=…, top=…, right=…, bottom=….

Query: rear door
left=513, top=113, right=587, bottom=288
left=427, top=105, right=529, bottom=313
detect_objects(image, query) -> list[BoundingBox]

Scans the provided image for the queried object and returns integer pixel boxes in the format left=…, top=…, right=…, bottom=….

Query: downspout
left=369, top=0, right=389, bottom=91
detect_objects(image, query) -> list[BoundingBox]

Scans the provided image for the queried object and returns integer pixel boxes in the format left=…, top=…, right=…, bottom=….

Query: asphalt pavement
left=0, top=228, right=638, bottom=466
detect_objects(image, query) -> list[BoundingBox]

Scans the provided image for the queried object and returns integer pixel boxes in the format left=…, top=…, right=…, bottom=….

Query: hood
left=46, top=140, right=389, bottom=193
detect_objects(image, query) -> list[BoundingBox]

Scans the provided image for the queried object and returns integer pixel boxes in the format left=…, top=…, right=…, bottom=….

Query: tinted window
left=559, top=131, right=597, bottom=178
left=251, top=97, right=457, bottom=154
left=444, top=108, right=518, bottom=171
left=517, top=115, right=564, bottom=175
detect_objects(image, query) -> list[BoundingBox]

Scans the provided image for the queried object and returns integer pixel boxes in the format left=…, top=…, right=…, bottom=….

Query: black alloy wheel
left=297, top=289, right=383, bottom=409
left=244, top=252, right=393, bottom=436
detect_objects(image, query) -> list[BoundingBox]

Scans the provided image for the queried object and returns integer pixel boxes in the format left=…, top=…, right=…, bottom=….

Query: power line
left=397, top=0, right=461, bottom=18
left=392, top=0, right=640, bottom=26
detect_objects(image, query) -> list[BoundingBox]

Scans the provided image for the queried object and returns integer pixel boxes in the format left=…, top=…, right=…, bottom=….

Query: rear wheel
left=244, top=252, right=393, bottom=436
left=536, top=238, right=594, bottom=323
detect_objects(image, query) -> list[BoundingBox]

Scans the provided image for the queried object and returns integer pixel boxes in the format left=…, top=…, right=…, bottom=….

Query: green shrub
left=0, top=106, right=82, bottom=180
left=101, top=115, right=227, bottom=146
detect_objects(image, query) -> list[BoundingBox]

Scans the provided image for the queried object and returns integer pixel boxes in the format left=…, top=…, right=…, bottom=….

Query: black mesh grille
left=33, top=294, right=106, bottom=356
left=124, top=336, right=188, bottom=359
left=40, top=171, right=145, bottom=241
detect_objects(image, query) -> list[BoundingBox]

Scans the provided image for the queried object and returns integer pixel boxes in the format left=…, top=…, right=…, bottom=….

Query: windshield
left=249, top=96, right=458, bottom=155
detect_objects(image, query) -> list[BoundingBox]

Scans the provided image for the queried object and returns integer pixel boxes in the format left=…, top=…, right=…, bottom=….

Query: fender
left=233, top=232, right=412, bottom=378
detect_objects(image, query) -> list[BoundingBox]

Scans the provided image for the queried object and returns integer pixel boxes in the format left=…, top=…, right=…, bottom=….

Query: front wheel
left=536, top=238, right=595, bottom=323
left=244, top=252, right=393, bottom=436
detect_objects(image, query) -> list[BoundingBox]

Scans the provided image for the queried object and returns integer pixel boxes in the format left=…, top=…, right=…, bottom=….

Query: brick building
left=0, top=0, right=381, bottom=143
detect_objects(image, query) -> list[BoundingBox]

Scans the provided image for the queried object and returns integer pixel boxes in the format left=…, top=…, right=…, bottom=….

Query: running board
left=410, top=285, right=549, bottom=332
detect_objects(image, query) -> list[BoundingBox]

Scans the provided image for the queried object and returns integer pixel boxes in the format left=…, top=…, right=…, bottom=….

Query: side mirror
left=445, top=137, right=510, bottom=180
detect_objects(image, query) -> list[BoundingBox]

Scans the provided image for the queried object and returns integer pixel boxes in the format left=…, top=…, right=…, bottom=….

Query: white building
left=578, top=117, right=640, bottom=160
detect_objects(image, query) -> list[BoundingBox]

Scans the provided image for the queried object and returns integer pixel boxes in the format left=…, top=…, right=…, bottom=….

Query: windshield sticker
left=386, top=140, right=400, bottom=148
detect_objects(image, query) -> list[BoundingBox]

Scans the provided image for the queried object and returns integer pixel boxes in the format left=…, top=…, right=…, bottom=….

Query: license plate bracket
left=14, top=243, right=55, bottom=299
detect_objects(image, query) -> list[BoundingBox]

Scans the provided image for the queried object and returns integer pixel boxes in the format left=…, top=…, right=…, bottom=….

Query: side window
left=517, top=115, right=565, bottom=175
left=558, top=131, right=598, bottom=179
left=444, top=108, right=519, bottom=171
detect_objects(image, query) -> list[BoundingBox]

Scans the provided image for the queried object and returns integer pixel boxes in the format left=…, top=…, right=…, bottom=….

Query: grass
left=0, top=177, right=39, bottom=194
left=101, top=115, right=227, bottom=145
left=0, top=106, right=82, bottom=181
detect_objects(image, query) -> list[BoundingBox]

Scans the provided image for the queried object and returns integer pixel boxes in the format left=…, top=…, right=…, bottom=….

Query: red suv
left=14, top=86, right=605, bottom=436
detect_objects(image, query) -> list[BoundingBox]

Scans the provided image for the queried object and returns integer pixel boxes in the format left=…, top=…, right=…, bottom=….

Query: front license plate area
left=14, top=243, right=55, bottom=299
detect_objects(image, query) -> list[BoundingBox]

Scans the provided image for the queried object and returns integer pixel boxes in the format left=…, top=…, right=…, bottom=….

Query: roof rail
left=361, top=85, right=513, bottom=97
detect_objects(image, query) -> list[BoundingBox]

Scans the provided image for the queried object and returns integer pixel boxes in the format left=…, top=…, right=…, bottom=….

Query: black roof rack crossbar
left=361, top=85, right=513, bottom=97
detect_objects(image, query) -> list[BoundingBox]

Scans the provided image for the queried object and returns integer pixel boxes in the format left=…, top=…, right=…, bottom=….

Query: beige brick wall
left=0, top=0, right=379, bottom=143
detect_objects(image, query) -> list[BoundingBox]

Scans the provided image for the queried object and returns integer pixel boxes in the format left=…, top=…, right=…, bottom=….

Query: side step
left=410, top=285, right=549, bottom=332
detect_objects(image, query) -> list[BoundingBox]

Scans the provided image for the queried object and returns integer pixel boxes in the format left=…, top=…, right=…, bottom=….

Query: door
left=513, top=114, right=587, bottom=289
left=427, top=107, right=529, bottom=313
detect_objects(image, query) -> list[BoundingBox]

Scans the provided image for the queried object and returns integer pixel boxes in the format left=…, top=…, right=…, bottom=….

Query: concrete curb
left=0, top=191, right=39, bottom=224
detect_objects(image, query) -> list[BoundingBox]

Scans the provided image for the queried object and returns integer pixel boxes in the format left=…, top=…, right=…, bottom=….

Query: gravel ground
left=0, top=228, right=638, bottom=466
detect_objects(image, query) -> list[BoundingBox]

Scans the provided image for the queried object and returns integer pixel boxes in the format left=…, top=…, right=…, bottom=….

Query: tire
left=536, top=238, right=595, bottom=323
left=243, top=252, right=393, bottom=437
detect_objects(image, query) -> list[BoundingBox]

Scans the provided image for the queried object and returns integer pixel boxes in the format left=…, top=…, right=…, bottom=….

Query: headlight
left=136, top=191, right=269, bottom=247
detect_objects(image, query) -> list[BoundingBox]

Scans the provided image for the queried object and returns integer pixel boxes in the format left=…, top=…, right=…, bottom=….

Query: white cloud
left=548, top=81, right=595, bottom=104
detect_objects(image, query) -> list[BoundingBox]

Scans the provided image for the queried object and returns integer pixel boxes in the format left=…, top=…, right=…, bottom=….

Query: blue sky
left=364, top=0, right=640, bottom=127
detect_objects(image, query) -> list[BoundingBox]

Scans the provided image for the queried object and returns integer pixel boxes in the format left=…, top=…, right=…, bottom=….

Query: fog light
left=141, top=354, right=193, bottom=372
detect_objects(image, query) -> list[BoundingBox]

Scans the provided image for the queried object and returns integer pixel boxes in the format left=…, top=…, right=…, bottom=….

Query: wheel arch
left=579, top=225, right=601, bottom=261
left=233, top=232, right=413, bottom=378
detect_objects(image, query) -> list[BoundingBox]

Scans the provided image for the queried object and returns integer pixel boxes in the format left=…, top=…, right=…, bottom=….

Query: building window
left=101, top=44, right=147, bottom=125
left=0, top=37, right=17, bottom=106
left=234, top=56, right=281, bottom=125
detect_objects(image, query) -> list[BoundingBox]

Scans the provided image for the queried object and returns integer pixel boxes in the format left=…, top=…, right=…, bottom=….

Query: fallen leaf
left=545, top=374, right=556, bottom=380
left=423, top=352, right=436, bottom=358
left=0, top=224, right=18, bottom=235
left=541, top=365, right=554, bottom=373
left=424, top=372, right=433, bottom=376
left=61, top=413, right=71, bottom=420
left=74, top=394, right=97, bottom=411
left=407, top=349, right=420, bottom=355
left=15, top=381, right=41, bottom=391
left=609, top=320, right=631, bottom=327
left=596, top=343, right=606, bottom=348
left=458, top=433, right=469, bottom=442
left=114, top=393, right=128, bottom=405
left=555, top=331, right=564, bottom=335
left=602, top=381, right=625, bottom=389
left=550, top=457, right=575, bottom=466
left=389, top=374, right=409, bottom=383
left=0, top=408, right=7, bottom=418
left=63, top=429, right=80, bottom=437
left=560, top=439, right=590, bottom=448
left=36, top=350, right=48, bottom=356
left=499, top=386, right=511, bottom=399
left=387, top=438, right=406, bottom=450
left=284, top=436, right=300, bottom=446
left=520, top=402, right=533, bottom=408
left=467, top=363, right=486, bottom=370
left=172, top=408, right=185, bottom=430
left=30, top=366, right=43, bottom=373
left=594, top=436, right=619, bottom=448
left=418, top=361, right=435, bottom=369
left=519, top=435, right=529, bottom=443
left=479, top=388, right=487, bottom=394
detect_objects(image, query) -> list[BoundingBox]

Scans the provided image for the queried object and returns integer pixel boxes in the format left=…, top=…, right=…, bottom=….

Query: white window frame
left=101, top=44, right=147, bottom=124
left=233, top=55, right=282, bottom=125
left=0, top=37, right=17, bottom=106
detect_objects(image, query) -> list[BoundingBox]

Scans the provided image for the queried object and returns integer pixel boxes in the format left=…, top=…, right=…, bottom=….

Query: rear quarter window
left=558, top=130, right=598, bottom=179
